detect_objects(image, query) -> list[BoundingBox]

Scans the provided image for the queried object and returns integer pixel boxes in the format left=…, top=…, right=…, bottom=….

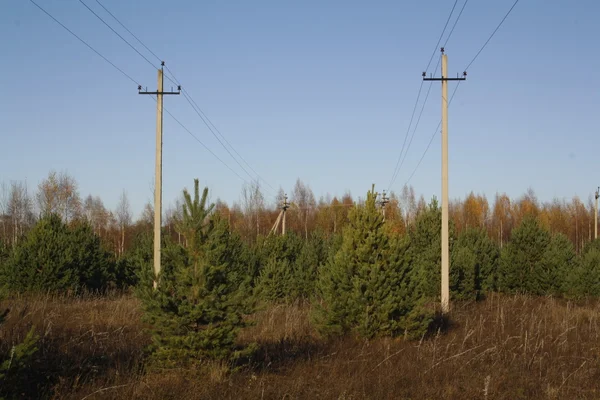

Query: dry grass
left=1, top=293, right=600, bottom=399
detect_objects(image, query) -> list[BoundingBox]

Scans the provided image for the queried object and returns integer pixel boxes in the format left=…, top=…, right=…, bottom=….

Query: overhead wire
left=77, top=0, right=159, bottom=70
left=388, top=0, right=459, bottom=191
left=28, top=0, right=140, bottom=86
left=29, top=0, right=255, bottom=191
left=94, top=0, right=163, bottom=64
left=76, top=0, right=279, bottom=197
left=443, top=0, right=469, bottom=48
left=401, top=0, right=521, bottom=187
left=464, top=0, right=520, bottom=71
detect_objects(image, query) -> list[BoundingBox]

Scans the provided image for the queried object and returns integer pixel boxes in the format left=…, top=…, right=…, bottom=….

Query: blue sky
left=2, top=0, right=599, bottom=217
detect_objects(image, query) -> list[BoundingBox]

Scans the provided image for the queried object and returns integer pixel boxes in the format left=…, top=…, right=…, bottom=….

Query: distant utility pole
left=270, top=194, right=291, bottom=235
left=282, top=194, right=290, bottom=235
left=595, top=187, right=599, bottom=240
left=139, top=62, right=180, bottom=288
left=380, top=190, right=390, bottom=221
left=423, top=48, right=466, bottom=314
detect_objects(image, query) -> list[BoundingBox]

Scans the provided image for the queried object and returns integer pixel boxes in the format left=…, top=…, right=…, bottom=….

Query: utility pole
left=380, top=190, right=390, bottom=221
left=423, top=48, right=466, bottom=314
left=595, top=187, right=599, bottom=240
left=282, top=193, right=290, bottom=235
left=269, top=194, right=291, bottom=235
left=139, top=62, right=180, bottom=288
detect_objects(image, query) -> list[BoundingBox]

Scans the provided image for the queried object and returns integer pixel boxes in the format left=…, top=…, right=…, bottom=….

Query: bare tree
left=115, top=190, right=132, bottom=257
left=292, top=178, right=316, bottom=239
left=37, top=170, right=60, bottom=216
left=241, top=180, right=264, bottom=241
left=37, top=170, right=81, bottom=222
left=6, top=181, right=34, bottom=246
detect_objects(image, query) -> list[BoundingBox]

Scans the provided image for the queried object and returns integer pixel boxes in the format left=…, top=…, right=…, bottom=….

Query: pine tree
left=569, top=249, right=600, bottom=297
left=498, top=217, right=572, bottom=295
left=450, top=227, right=500, bottom=300
left=409, top=198, right=455, bottom=300
left=138, top=180, right=252, bottom=367
left=0, top=290, right=39, bottom=399
left=255, top=231, right=327, bottom=303
left=313, top=188, right=430, bottom=339
left=4, top=214, right=113, bottom=293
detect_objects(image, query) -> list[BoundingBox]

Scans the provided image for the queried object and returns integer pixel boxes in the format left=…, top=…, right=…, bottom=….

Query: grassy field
left=1, top=293, right=599, bottom=399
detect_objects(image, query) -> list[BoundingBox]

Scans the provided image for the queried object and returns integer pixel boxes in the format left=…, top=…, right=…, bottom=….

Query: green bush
left=2, top=215, right=114, bottom=293
left=313, top=188, right=431, bottom=339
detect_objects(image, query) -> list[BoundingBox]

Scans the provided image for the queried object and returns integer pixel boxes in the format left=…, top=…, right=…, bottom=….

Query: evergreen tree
left=4, top=215, right=113, bottom=293
left=498, top=217, right=572, bottom=295
left=450, top=227, right=500, bottom=300
left=255, top=231, right=328, bottom=303
left=566, top=248, right=600, bottom=298
left=0, top=290, right=39, bottom=399
left=409, top=198, right=455, bottom=300
left=313, top=188, right=430, bottom=339
left=138, top=180, right=252, bottom=367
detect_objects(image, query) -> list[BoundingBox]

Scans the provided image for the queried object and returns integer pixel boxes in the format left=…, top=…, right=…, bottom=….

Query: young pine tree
left=409, top=198, right=456, bottom=300
left=313, top=188, right=430, bottom=339
left=4, top=215, right=113, bottom=293
left=566, top=248, right=600, bottom=298
left=138, top=180, right=253, bottom=367
left=498, top=217, right=572, bottom=295
left=450, top=227, right=500, bottom=300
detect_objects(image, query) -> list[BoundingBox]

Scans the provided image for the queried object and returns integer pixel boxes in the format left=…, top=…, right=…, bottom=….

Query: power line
left=388, top=0, right=460, bottom=191
left=160, top=100, right=251, bottom=185
left=163, top=66, right=277, bottom=195
left=183, top=88, right=277, bottom=194
left=464, top=0, right=520, bottom=71
left=402, top=82, right=462, bottom=187
left=180, top=90, right=265, bottom=191
left=85, top=1, right=277, bottom=194
left=30, top=0, right=254, bottom=190
left=77, top=0, right=158, bottom=70
left=443, top=0, right=469, bottom=48
left=387, top=81, right=424, bottom=191
left=94, top=0, right=163, bottom=64
left=391, top=57, right=440, bottom=188
left=397, top=0, right=520, bottom=189
left=28, top=0, right=140, bottom=86
left=425, top=0, right=459, bottom=72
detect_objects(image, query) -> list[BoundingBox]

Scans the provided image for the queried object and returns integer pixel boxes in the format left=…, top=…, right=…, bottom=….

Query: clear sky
left=2, top=0, right=599, bottom=217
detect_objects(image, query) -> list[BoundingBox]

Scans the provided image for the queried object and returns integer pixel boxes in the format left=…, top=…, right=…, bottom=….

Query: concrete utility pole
left=423, top=48, right=466, bottom=314
left=282, top=194, right=290, bottom=235
left=269, top=194, right=291, bottom=235
left=595, top=187, right=599, bottom=240
left=139, top=62, right=180, bottom=288
left=380, top=190, right=390, bottom=221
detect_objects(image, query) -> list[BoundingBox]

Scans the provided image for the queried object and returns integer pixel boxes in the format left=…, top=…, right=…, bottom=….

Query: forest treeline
left=0, top=170, right=598, bottom=255
left=1, top=171, right=600, bottom=398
